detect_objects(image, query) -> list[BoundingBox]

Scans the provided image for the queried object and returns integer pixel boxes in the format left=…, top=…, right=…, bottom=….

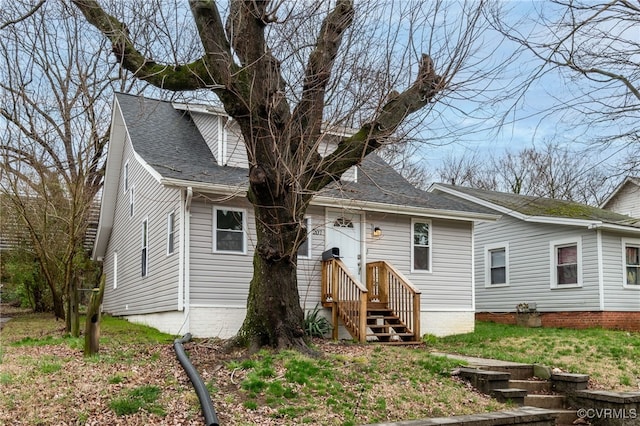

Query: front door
left=326, top=210, right=362, bottom=279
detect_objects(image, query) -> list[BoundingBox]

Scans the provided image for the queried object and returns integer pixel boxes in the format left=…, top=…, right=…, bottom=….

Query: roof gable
left=600, top=176, right=640, bottom=209
left=112, top=94, right=499, bottom=219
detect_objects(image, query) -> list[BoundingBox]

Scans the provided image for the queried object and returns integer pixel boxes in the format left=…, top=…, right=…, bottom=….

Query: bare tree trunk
left=240, top=252, right=307, bottom=351
left=49, top=280, right=65, bottom=321
left=84, top=274, right=105, bottom=357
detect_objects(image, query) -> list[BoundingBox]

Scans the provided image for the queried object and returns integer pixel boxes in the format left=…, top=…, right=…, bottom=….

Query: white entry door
left=326, top=210, right=361, bottom=279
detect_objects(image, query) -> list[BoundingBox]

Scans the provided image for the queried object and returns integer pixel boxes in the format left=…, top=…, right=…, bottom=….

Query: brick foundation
left=476, top=311, right=640, bottom=332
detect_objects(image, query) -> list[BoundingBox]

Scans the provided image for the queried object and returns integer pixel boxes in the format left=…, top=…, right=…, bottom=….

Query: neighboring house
left=601, top=176, right=640, bottom=218
left=93, top=93, right=498, bottom=340
left=429, top=183, right=640, bottom=331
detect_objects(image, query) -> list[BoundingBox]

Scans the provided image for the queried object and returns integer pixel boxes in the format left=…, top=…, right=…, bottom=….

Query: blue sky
left=413, top=0, right=635, bottom=175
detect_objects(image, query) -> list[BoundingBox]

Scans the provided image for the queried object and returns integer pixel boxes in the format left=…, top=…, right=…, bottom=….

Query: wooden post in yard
left=84, top=274, right=105, bottom=357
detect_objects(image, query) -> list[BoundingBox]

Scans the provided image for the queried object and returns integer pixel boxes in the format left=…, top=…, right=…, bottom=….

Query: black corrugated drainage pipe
left=174, top=334, right=219, bottom=426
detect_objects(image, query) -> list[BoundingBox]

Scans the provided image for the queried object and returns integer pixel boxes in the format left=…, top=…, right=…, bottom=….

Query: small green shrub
left=304, top=304, right=331, bottom=337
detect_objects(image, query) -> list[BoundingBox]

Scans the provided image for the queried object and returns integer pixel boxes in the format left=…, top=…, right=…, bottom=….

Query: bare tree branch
left=0, top=0, right=46, bottom=30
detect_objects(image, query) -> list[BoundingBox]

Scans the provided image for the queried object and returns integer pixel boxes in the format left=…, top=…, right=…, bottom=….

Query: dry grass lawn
left=0, top=307, right=503, bottom=426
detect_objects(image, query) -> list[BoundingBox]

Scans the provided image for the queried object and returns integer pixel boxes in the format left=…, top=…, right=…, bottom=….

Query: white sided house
left=429, top=183, right=640, bottom=332
left=601, top=176, right=640, bottom=218
left=93, top=93, right=498, bottom=341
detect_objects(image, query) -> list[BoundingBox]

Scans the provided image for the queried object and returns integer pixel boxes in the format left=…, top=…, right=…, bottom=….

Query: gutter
left=160, top=178, right=499, bottom=222
left=588, top=222, right=640, bottom=236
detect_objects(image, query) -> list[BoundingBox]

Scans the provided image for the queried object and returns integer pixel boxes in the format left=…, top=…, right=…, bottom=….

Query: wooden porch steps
left=366, top=303, right=416, bottom=342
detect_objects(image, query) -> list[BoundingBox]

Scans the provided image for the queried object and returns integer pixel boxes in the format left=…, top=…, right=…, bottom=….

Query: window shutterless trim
left=484, top=242, right=509, bottom=288
left=622, top=238, right=640, bottom=289
left=167, top=211, right=175, bottom=255
left=212, top=207, right=247, bottom=254
left=141, top=217, right=149, bottom=277
left=411, top=218, right=432, bottom=273
left=549, top=237, right=582, bottom=289
left=123, top=160, right=129, bottom=193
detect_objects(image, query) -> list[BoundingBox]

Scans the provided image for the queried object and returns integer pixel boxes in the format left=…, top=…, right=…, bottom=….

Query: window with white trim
left=550, top=238, right=582, bottom=287
left=623, top=239, right=640, bottom=287
left=297, top=218, right=311, bottom=258
left=485, top=243, right=508, bottom=286
left=411, top=219, right=431, bottom=272
left=141, top=218, right=149, bottom=277
left=113, top=251, right=118, bottom=289
left=129, top=186, right=134, bottom=217
left=123, top=161, right=129, bottom=192
left=167, top=211, right=175, bottom=255
left=214, top=208, right=246, bottom=253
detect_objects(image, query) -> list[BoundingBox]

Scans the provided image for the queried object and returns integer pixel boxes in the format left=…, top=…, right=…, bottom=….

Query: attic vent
left=333, top=217, right=354, bottom=228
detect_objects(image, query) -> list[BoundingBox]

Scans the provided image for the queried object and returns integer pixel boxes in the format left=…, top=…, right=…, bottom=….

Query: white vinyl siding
left=604, top=182, right=640, bottom=219
left=213, top=207, right=246, bottom=254
left=550, top=238, right=582, bottom=288
left=474, top=216, right=600, bottom=312
left=601, top=233, right=640, bottom=311
left=101, top=128, right=181, bottom=316
left=141, top=218, right=149, bottom=277
left=190, top=198, right=255, bottom=305
left=411, top=219, right=431, bottom=272
left=485, top=242, right=509, bottom=287
left=366, top=213, right=474, bottom=310
left=190, top=111, right=221, bottom=162
left=167, top=211, right=175, bottom=255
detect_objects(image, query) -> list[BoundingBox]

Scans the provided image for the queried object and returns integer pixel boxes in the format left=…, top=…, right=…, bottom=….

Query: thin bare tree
left=72, top=0, right=497, bottom=350
left=489, top=0, right=639, bottom=147
left=0, top=1, right=145, bottom=334
left=436, top=142, right=616, bottom=205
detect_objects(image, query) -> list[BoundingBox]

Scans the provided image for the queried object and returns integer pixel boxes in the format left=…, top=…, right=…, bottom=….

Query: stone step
left=457, top=367, right=511, bottom=395
left=509, top=379, right=552, bottom=394
left=550, top=409, right=580, bottom=425
left=524, top=394, right=566, bottom=409
left=492, top=388, right=528, bottom=405
left=472, top=363, right=534, bottom=380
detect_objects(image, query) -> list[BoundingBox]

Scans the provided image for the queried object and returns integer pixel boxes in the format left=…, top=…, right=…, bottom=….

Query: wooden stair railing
left=366, top=261, right=421, bottom=342
left=321, top=258, right=368, bottom=342
left=321, top=259, right=422, bottom=343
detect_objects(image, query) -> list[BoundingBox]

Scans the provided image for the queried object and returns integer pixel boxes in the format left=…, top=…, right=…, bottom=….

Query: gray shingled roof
left=435, top=183, right=640, bottom=227
left=116, top=93, right=495, bottom=216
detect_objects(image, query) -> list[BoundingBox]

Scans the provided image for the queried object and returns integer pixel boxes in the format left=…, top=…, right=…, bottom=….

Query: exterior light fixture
left=372, top=226, right=382, bottom=238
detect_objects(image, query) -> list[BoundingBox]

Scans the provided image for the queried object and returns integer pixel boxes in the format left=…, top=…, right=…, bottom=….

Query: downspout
left=471, top=221, right=476, bottom=312
left=173, top=334, right=219, bottom=426
left=180, top=188, right=193, bottom=320
left=186, top=187, right=193, bottom=317
left=596, top=228, right=605, bottom=311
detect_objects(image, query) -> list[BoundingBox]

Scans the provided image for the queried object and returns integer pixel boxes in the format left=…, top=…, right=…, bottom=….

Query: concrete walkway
left=430, top=351, right=532, bottom=368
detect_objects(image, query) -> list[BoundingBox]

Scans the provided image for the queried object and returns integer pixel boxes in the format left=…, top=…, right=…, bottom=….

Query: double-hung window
left=412, top=219, right=431, bottom=272
left=167, top=211, right=175, bottom=255
left=123, top=161, right=129, bottom=192
left=623, top=239, right=640, bottom=287
left=550, top=238, right=581, bottom=288
left=214, top=208, right=246, bottom=253
left=129, top=186, right=134, bottom=217
left=485, top=243, right=508, bottom=287
left=141, top=218, right=149, bottom=277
